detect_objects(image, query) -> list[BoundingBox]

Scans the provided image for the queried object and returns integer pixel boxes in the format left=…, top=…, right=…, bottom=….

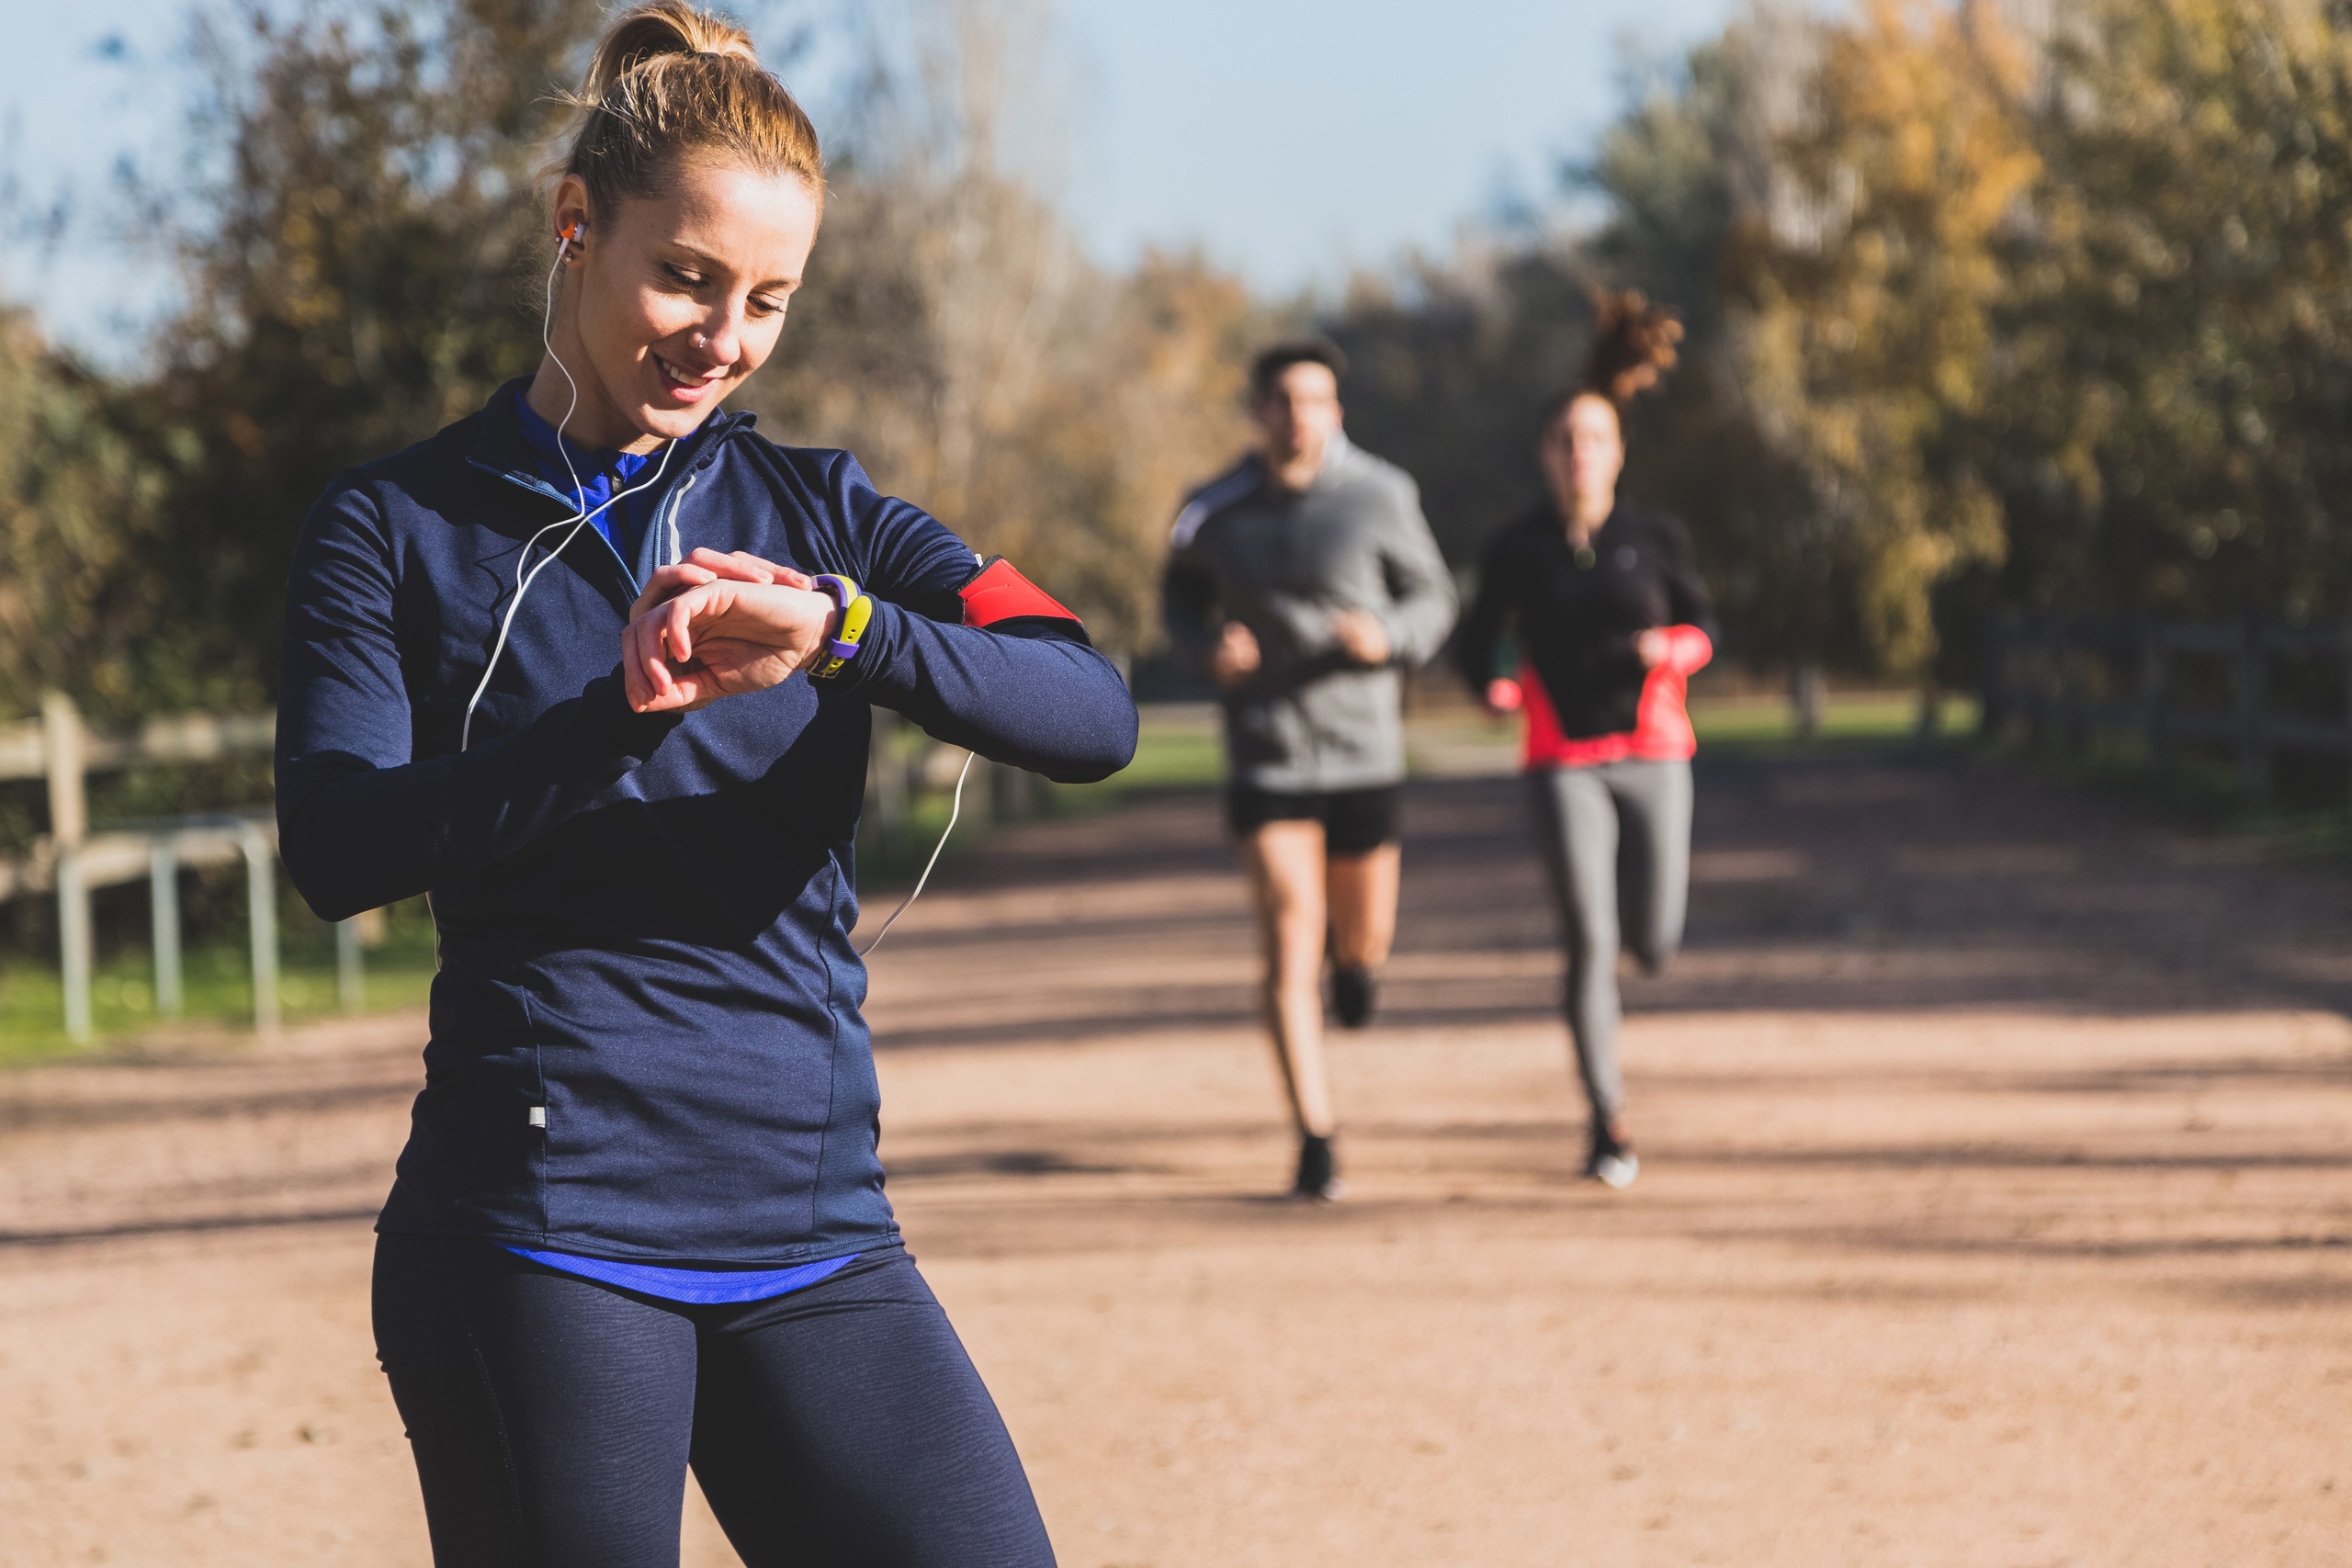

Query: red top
left=1492, top=625, right=1713, bottom=771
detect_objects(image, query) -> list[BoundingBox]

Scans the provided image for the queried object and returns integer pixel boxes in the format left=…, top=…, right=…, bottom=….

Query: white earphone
left=459, top=219, right=681, bottom=751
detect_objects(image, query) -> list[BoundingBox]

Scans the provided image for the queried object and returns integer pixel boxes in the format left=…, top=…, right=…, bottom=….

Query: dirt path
left=4, top=745, right=2349, bottom=1566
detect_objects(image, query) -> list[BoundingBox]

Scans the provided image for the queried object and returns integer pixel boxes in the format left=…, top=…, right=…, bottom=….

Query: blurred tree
left=1326, top=8, right=1859, bottom=674
left=24, top=0, right=2350, bottom=727
left=1734, top=0, right=2039, bottom=678
left=743, top=0, right=1268, bottom=655
left=1583, top=10, right=1842, bottom=672
left=1997, top=0, right=2352, bottom=626
left=0, top=309, right=171, bottom=722
left=128, top=0, right=599, bottom=714
left=1324, top=246, right=1591, bottom=573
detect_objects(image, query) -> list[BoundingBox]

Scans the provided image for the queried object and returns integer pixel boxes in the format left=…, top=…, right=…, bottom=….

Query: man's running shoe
left=1330, top=965, right=1377, bottom=1029
left=1293, top=1133, right=1345, bottom=1200
left=1585, top=1129, right=1639, bottom=1190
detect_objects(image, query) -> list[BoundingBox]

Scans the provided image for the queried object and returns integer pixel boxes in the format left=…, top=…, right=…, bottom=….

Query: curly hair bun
left=1582, top=288, right=1684, bottom=406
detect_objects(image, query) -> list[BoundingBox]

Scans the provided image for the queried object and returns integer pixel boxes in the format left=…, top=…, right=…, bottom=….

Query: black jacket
left=1455, top=501, right=1714, bottom=739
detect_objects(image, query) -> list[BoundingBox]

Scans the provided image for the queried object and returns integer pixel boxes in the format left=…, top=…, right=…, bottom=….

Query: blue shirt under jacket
left=508, top=388, right=662, bottom=565
left=275, top=380, right=1137, bottom=1269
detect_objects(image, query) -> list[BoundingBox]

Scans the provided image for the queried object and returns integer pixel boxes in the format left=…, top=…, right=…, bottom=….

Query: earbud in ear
left=560, top=221, right=586, bottom=257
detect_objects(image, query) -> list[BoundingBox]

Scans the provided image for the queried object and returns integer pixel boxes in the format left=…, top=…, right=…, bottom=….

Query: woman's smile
left=650, top=348, right=729, bottom=402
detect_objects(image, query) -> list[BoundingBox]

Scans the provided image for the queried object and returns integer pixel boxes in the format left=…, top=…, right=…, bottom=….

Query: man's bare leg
left=1325, top=843, right=1400, bottom=970
left=1324, top=842, right=1399, bottom=1027
left=1242, top=820, right=1335, bottom=1139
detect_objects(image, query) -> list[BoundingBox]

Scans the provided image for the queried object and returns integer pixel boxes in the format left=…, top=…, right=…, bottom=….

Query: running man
left=1454, top=291, right=1711, bottom=1189
left=277, top=7, right=1132, bottom=1562
left=1162, top=341, right=1456, bottom=1199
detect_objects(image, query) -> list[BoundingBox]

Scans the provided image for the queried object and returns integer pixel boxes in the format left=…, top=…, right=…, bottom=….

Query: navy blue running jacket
left=276, top=382, right=1137, bottom=1266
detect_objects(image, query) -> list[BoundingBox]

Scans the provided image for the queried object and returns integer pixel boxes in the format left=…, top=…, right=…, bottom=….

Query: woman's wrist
left=808, top=575, right=874, bottom=681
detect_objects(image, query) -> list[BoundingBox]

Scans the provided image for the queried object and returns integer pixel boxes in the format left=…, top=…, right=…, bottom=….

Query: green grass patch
left=1052, top=706, right=1226, bottom=805
left=1690, top=693, right=1981, bottom=748
left=857, top=710, right=1228, bottom=888
left=1, top=896, right=442, bottom=1066
left=1977, top=724, right=2352, bottom=857
left=0, top=942, right=438, bottom=1066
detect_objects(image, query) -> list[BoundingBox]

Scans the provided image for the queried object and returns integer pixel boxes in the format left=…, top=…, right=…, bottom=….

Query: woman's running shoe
left=1293, top=1133, right=1345, bottom=1200
left=1329, top=964, right=1377, bottom=1029
left=1585, top=1129, right=1639, bottom=1190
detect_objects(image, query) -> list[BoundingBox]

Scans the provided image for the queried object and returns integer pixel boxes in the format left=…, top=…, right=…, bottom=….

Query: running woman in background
left=1454, top=293, right=1713, bottom=1190
left=1162, top=342, right=1457, bottom=1200
left=275, top=6, right=1132, bottom=1562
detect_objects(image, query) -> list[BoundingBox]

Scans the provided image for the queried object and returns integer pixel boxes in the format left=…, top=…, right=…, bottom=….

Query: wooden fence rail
left=1981, top=614, right=2352, bottom=809
left=4, top=695, right=1004, bottom=1041
left=0, top=695, right=292, bottom=1041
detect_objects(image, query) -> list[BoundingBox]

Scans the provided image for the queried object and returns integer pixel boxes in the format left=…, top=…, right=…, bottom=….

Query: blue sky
left=8, top=0, right=1741, bottom=361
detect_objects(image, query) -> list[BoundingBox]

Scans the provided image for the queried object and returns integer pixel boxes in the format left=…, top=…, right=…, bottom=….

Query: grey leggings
left=1527, top=759, right=1693, bottom=1122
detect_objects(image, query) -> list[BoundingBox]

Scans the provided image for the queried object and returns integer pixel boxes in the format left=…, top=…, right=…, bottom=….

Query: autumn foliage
left=9, top=0, right=2352, bottom=722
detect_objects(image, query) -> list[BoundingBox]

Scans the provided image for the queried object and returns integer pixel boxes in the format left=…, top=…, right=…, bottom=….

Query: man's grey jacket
left=1162, top=432, right=1457, bottom=794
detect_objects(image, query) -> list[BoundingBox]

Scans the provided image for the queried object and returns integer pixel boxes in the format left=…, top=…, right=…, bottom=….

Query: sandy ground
left=3, top=741, right=2350, bottom=1566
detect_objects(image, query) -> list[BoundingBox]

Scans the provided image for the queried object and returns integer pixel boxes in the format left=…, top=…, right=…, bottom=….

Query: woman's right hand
left=628, top=547, right=813, bottom=620
left=622, top=569, right=841, bottom=714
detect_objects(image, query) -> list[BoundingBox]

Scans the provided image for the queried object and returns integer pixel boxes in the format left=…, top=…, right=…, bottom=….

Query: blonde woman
left=276, top=6, right=1128, bottom=1562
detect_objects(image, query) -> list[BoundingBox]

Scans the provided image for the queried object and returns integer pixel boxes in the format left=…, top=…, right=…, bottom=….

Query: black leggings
left=372, top=1234, right=1057, bottom=1568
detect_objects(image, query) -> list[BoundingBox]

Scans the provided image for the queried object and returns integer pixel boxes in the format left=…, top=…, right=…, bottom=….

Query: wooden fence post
left=2022, top=620, right=2048, bottom=751
left=2344, top=618, right=2352, bottom=820
left=336, top=917, right=365, bottom=1014
left=866, top=708, right=908, bottom=863
left=240, top=824, right=279, bottom=1036
left=1790, top=664, right=1825, bottom=740
left=2137, top=622, right=2167, bottom=773
left=1978, top=619, right=2005, bottom=738
left=2237, top=622, right=2272, bottom=805
left=989, top=760, right=1039, bottom=822
left=2058, top=623, right=2088, bottom=757
left=41, top=693, right=92, bottom=1042
left=150, top=839, right=183, bottom=1017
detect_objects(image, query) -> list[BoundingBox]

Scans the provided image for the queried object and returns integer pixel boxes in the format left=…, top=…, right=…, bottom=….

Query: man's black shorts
left=1226, top=784, right=1401, bottom=854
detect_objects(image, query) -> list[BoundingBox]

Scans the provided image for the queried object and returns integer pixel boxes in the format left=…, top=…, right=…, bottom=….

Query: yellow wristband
left=811, top=593, right=873, bottom=682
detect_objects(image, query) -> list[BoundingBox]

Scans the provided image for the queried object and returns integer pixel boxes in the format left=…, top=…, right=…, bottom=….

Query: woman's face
left=551, top=160, right=821, bottom=451
left=1541, top=392, right=1625, bottom=516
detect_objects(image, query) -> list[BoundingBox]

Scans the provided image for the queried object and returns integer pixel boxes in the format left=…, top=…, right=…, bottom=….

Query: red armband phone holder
left=959, top=556, right=1082, bottom=629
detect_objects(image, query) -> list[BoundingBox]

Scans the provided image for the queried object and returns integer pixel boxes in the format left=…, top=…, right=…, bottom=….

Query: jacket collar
left=465, top=378, right=754, bottom=592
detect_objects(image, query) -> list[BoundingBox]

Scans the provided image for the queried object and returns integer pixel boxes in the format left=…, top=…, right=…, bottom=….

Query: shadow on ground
left=865, top=746, right=2352, bottom=1050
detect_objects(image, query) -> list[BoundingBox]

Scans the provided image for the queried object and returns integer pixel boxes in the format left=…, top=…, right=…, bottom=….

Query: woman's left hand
left=623, top=571, right=841, bottom=713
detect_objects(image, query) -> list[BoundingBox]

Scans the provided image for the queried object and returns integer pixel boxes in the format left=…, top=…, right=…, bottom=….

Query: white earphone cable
left=481, top=230, right=977, bottom=953
left=857, top=751, right=975, bottom=956
left=460, top=236, right=679, bottom=751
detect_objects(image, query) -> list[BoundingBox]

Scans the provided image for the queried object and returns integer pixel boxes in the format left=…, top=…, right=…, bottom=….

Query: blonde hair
left=553, top=1, right=824, bottom=221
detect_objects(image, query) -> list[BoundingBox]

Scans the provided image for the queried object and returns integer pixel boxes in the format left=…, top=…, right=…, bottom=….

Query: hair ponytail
left=1579, top=288, right=1683, bottom=407
left=551, top=1, right=823, bottom=221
